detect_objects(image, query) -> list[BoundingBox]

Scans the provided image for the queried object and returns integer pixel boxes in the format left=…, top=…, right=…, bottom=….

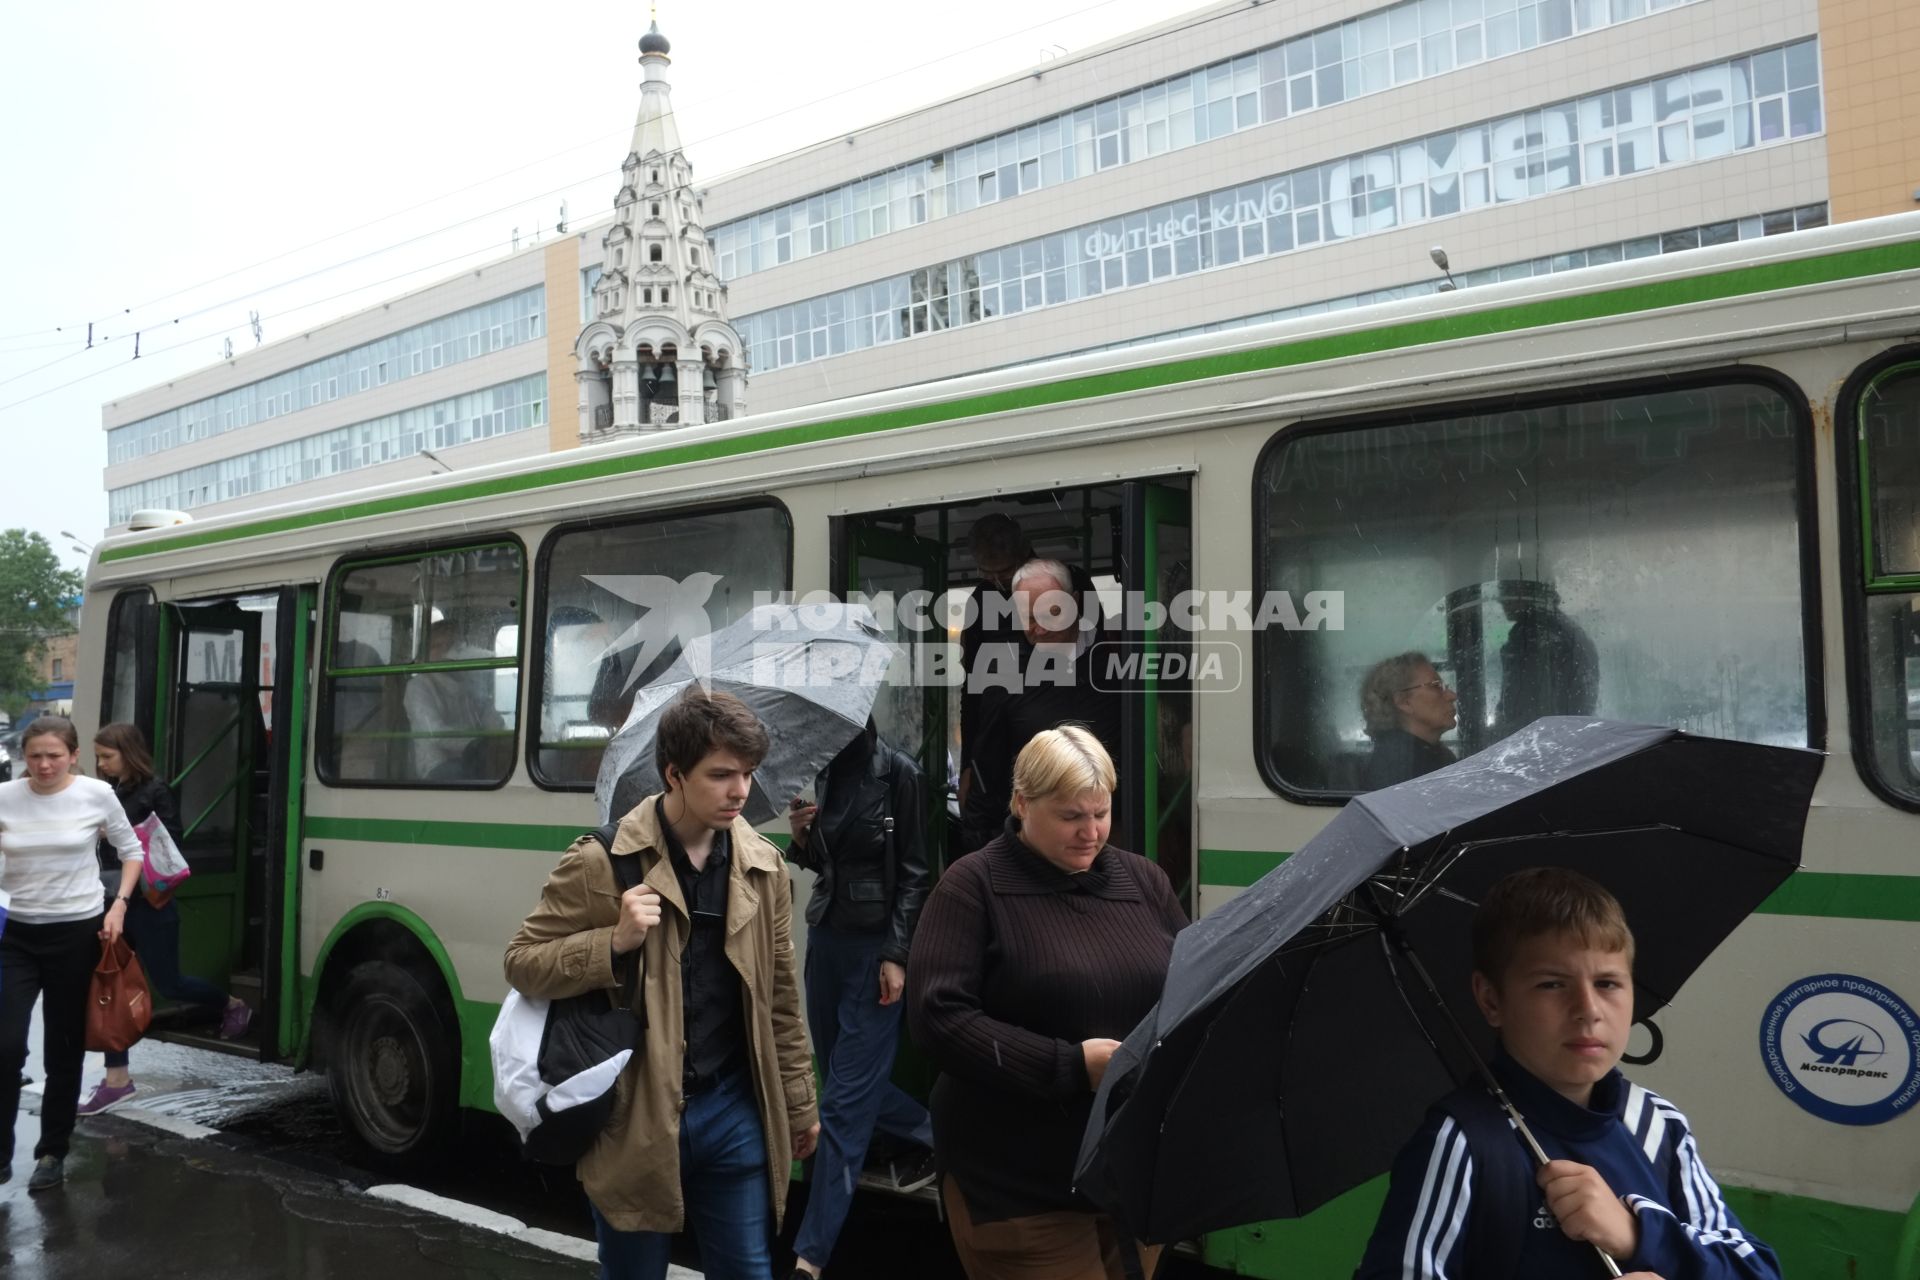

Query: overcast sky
left=0, top=0, right=1219, bottom=575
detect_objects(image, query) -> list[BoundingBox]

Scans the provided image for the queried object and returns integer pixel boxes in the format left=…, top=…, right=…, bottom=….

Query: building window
left=736, top=41, right=1825, bottom=376
left=711, top=0, right=1720, bottom=284
left=106, top=285, right=547, bottom=464
left=650, top=244, right=663, bottom=263
left=51, top=658, right=64, bottom=680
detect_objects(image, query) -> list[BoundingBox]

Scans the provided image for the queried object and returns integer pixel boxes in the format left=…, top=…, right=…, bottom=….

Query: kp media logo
left=1759, top=973, right=1920, bottom=1126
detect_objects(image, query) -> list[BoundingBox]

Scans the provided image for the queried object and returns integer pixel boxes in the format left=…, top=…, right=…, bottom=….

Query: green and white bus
left=74, top=211, right=1920, bottom=1278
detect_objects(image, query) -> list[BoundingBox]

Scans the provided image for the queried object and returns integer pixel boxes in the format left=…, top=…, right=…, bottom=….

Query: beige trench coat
left=502, top=797, right=818, bottom=1233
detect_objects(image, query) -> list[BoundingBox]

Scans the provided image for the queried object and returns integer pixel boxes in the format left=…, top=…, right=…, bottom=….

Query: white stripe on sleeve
left=1401, top=1118, right=1472, bottom=1280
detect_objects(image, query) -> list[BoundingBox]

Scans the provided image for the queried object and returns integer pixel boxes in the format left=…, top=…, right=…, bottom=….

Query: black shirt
left=654, top=798, right=745, bottom=1093
left=1361, top=728, right=1456, bottom=791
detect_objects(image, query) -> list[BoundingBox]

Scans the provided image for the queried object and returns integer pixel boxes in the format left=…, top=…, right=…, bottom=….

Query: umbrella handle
left=1500, top=1106, right=1624, bottom=1278
left=1382, top=925, right=1625, bottom=1280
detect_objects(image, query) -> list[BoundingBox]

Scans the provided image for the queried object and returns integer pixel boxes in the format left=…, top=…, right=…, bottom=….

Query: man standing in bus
left=963, top=558, right=1122, bottom=849
left=504, top=688, right=819, bottom=1280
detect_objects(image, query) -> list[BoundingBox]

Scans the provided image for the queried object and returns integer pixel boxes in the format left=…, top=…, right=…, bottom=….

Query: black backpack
left=505, top=822, right=650, bottom=1165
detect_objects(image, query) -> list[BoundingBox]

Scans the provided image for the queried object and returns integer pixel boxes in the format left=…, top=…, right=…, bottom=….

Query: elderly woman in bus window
left=907, top=726, right=1185, bottom=1280
left=1359, top=651, right=1458, bottom=791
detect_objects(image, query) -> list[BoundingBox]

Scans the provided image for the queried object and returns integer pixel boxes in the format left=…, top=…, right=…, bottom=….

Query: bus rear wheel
left=326, top=960, right=459, bottom=1163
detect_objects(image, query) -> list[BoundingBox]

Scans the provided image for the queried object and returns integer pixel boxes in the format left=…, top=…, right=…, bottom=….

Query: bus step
left=154, top=1026, right=265, bottom=1061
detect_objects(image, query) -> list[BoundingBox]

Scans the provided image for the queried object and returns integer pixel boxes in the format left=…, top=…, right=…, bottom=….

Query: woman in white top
left=0, top=716, right=142, bottom=1192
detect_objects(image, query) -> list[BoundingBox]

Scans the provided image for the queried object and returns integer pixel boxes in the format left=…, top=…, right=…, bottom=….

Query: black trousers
left=0, top=916, right=103, bottom=1162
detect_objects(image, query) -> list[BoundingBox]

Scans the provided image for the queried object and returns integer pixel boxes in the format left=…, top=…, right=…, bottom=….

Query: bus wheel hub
left=370, top=1035, right=411, bottom=1103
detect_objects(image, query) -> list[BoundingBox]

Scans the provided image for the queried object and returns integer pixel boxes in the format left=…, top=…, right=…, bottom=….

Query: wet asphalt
left=8, top=1012, right=1226, bottom=1278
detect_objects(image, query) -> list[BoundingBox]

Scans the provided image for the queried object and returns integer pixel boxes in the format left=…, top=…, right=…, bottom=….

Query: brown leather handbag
left=85, top=935, right=153, bottom=1053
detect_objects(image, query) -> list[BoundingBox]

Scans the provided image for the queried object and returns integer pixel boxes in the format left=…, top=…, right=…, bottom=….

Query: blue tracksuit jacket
left=1355, top=1055, right=1781, bottom=1279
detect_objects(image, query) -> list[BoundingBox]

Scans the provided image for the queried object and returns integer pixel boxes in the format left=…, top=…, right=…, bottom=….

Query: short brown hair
left=22, top=715, right=79, bottom=754
left=654, top=688, right=768, bottom=788
left=94, top=722, right=157, bottom=788
left=1471, top=867, right=1635, bottom=983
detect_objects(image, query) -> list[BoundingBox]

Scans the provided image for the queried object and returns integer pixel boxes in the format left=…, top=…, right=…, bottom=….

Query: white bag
left=488, top=987, right=634, bottom=1146
left=490, top=988, right=549, bottom=1143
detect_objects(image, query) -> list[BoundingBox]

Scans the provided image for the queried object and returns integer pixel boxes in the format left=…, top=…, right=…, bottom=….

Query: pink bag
left=134, top=813, right=192, bottom=908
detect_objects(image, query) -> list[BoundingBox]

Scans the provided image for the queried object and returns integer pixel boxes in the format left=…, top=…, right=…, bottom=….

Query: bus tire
left=325, top=959, right=459, bottom=1163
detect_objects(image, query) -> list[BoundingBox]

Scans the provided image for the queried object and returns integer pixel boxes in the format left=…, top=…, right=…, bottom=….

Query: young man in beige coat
left=505, top=688, right=819, bottom=1280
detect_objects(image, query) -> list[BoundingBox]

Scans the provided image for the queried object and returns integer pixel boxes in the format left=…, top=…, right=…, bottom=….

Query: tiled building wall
left=544, top=234, right=583, bottom=452
left=1818, top=0, right=1920, bottom=222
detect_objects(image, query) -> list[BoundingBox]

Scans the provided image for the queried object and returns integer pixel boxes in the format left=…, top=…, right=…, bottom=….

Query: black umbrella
left=1074, top=717, right=1821, bottom=1260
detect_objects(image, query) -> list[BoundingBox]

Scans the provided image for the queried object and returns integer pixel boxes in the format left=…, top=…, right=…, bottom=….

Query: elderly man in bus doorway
left=504, top=688, right=819, bottom=1280
left=963, top=558, right=1122, bottom=851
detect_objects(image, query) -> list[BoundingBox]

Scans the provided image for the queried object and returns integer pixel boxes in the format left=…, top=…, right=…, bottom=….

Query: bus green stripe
left=1759, top=871, right=1920, bottom=922
left=302, top=813, right=794, bottom=853
left=1199, top=849, right=1920, bottom=922
left=304, top=815, right=589, bottom=852
left=1202, top=848, right=1292, bottom=886
left=101, top=238, right=1920, bottom=564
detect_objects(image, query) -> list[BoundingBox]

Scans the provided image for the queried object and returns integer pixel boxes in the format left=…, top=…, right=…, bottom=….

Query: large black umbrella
left=1074, top=717, right=1821, bottom=1254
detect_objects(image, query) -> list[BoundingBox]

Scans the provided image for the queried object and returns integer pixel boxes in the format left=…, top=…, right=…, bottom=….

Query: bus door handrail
left=174, top=707, right=244, bottom=787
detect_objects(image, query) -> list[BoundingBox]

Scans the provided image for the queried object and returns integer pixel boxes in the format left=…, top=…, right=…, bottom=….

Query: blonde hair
left=1360, top=651, right=1434, bottom=738
left=1011, top=726, right=1116, bottom=809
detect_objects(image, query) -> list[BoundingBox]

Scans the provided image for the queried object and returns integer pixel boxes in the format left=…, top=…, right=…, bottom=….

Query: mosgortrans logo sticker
left=1759, top=973, right=1920, bottom=1126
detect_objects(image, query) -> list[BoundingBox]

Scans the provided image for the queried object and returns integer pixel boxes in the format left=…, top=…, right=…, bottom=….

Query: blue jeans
left=792, top=927, right=933, bottom=1269
left=105, top=895, right=228, bottom=1069
left=591, top=1068, right=773, bottom=1280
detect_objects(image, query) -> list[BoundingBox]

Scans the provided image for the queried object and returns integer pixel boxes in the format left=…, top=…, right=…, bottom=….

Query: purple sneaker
left=218, top=1001, right=254, bottom=1041
left=78, top=1081, right=136, bottom=1116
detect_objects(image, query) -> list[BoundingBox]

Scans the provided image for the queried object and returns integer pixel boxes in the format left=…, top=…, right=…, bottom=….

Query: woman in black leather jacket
left=784, top=721, right=934, bottom=1279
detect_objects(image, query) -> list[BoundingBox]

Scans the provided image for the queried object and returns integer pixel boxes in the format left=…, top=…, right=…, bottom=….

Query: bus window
left=320, top=542, right=523, bottom=787
left=532, top=503, right=790, bottom=788
left=1856, top=362, right=1920, bottom=801
left=100, top=587, right=156, bottom=732
left=1257, top=377, right=1812, bottom=796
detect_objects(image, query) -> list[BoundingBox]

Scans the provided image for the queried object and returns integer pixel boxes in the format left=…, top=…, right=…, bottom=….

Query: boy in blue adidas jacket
left=1355, top=868, right=1782, bottom=1280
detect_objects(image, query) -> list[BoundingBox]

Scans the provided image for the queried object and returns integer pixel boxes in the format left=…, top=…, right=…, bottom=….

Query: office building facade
left=101, top=0, right=1915, bottom=526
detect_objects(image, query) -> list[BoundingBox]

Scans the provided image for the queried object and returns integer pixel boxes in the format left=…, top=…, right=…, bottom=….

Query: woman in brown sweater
left=906, top=726, right=1186, bottom=1280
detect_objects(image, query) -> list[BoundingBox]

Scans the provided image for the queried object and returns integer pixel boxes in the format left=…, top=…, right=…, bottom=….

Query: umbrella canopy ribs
left=1076, top=717, right=1822, bottom=1270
